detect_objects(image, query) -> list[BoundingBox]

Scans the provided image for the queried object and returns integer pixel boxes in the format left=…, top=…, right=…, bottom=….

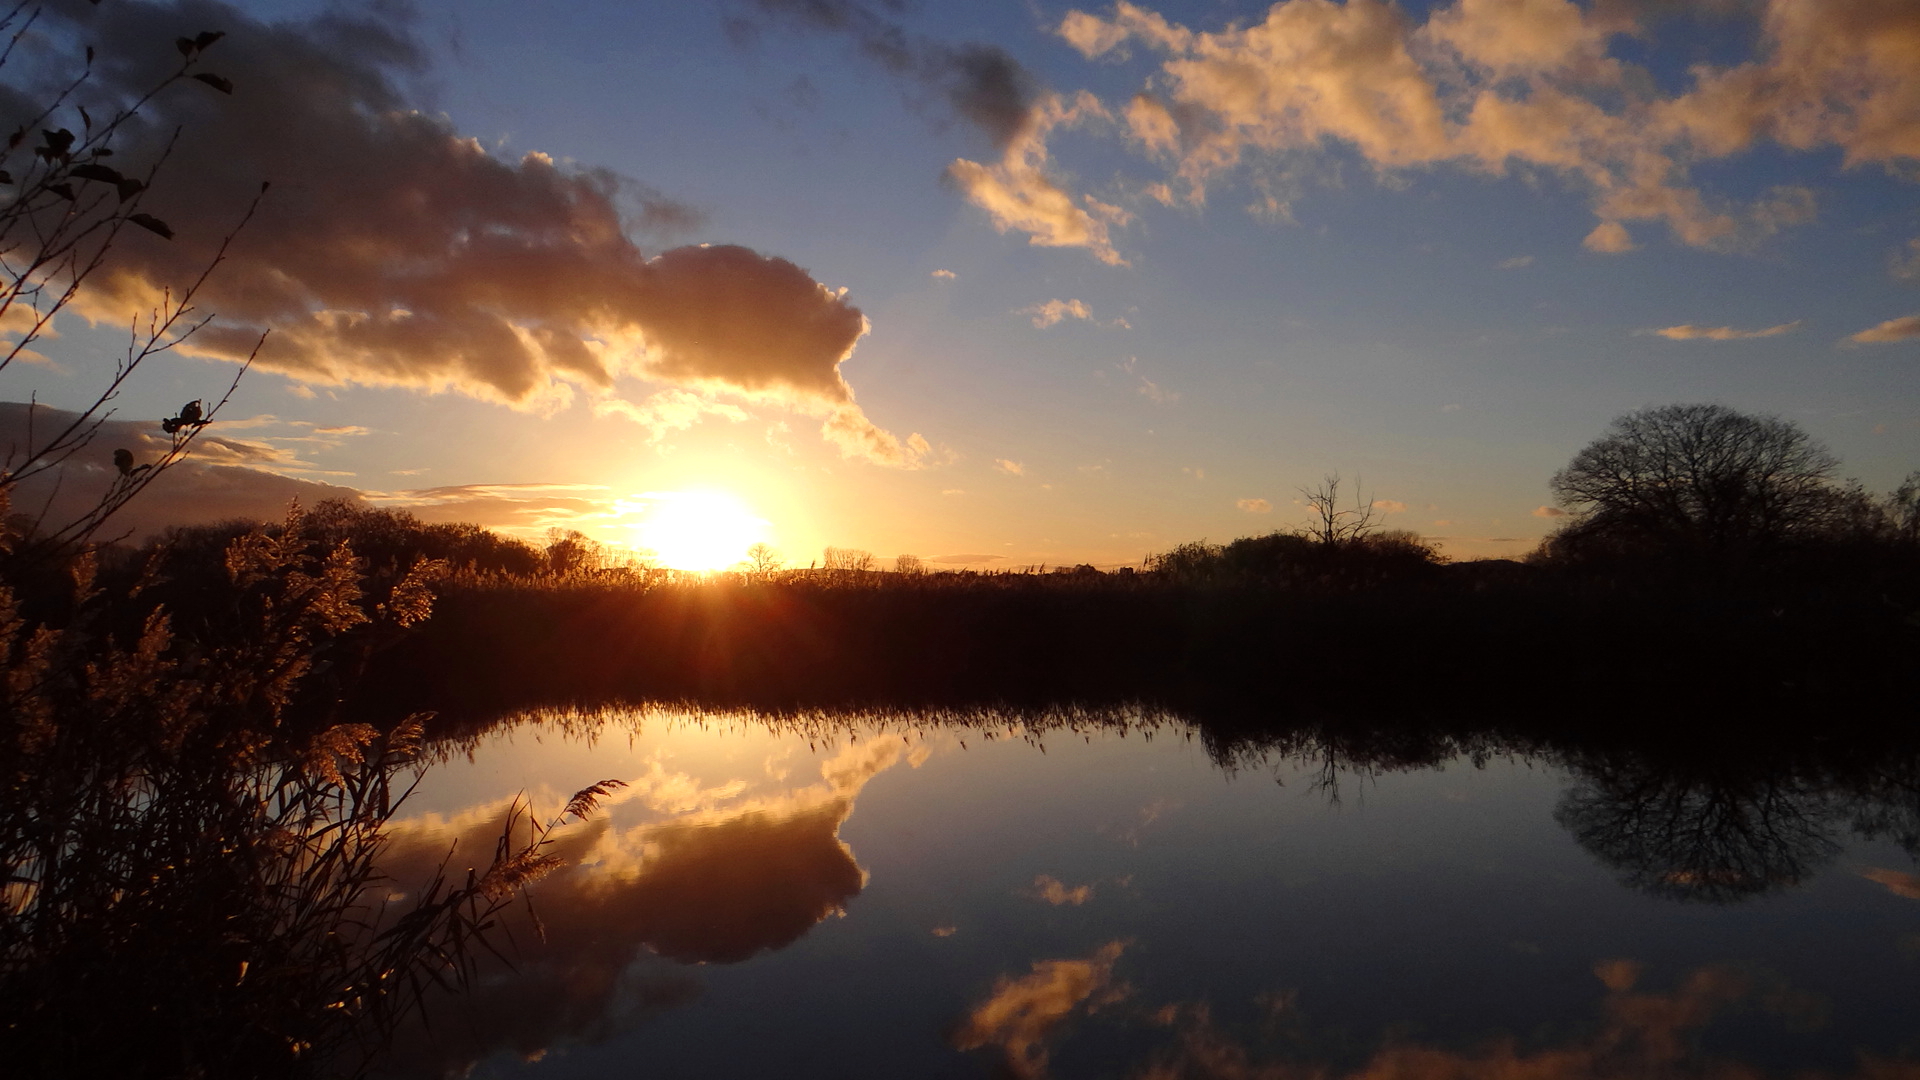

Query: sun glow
left=628, top=490, right=769, bottom=571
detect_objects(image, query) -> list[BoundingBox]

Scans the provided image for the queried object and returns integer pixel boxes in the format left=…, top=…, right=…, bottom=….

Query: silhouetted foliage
left=1546, top=404, right=1848, bottom=562
left=0, top=505, right=624, bottom=1078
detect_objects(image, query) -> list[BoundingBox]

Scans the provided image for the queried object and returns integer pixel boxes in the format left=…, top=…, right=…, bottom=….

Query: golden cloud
left=952, top=941, right=1129, bottom=1079
left=377, top=735, right=915, bottom=1073
left=949, top=93, right=1132, bottom=265
left=35, top=2, right=924, bottom=465
left=1862, top=866, right=1920, bottom=900
left=1849, top=313, right=1920, bottom=343
left=1029, top=874, right=1095, bottom=906
left=1039, top=0, right=1920, bottom=258
left=1649, top=320, right=1802, bottom=340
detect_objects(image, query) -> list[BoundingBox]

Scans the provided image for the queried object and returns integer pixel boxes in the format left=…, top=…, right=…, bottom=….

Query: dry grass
left=0, top=507, right=614, bottom=1078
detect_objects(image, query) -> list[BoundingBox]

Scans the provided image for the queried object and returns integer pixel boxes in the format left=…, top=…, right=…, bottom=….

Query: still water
left=374, top=708, right=1920, bottom=1079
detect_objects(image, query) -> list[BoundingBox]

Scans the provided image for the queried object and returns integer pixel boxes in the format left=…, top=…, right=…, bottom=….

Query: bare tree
left=893, top=553, right=924, bottom=575
left=822, top=546, right=874, bottom=572
left=1549, top=404, right=1843, bottom=557
left=1298, top=473, right=1381, bottom=547
left=744, top=541, right=782, bottom=574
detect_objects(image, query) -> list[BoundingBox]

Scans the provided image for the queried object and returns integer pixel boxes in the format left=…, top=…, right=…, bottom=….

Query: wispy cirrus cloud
left=1645, top=320, right=1802, bottom=340
left=1847, top=313, right=1920, bottom=344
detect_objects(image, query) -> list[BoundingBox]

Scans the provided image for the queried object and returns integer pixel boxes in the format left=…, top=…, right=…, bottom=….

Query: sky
left=4, top=0, right=1918, bottom=568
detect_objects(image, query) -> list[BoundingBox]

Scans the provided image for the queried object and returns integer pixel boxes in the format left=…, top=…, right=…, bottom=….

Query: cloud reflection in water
left=374, top=734, right=918, bottom=1074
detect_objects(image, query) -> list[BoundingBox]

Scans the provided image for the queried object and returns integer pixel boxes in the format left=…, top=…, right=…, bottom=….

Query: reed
left=0, top=507, right=614, bottom=1079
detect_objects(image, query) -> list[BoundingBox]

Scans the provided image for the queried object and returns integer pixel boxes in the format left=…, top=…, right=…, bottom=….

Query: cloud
left=1893, top=237, right=1920, bottom=280
left=0, top=403, right=365, bottom=539
left=1583, top=221, right=1638, bottom=253
left=370, top=481, right=620, bottom=539
left=1019, top=298, right=1132, bottom=331
left=1647, top=320, right=1801, bottom=340
left=1533, top=505, right=1569, bottom=517
left=1140, top=962, right=1782, bottom=1080
left=994, top=458, right=1026, bottom=476
left=1033, top=0, right=1903, bottom=259
left=931, top=268, right=958, bottom=280
left=25, top=2, right=922, bottom=466
left=949, top=92, right=1132, bottom=265
left=1022, top=298, right=1095, bottom=328
left=929, top=553, right=1008, bottom=564
left=1236, top=497, right=1272, bottom=513
left=1134, top=376, right=1175, bottom=403
left=1371, top=498, right=1407, bottom=513
left=728, top=3, right=1134, bottom=265
left=1029, top=874, right=1094, bottom=906
left=377, top=736, right=914, bottom=1074
left=1848, top=313, right=1920, bottom=343
left=726, top=0, right=1038, bottom=151
left=1497, top=254, right=1536, bottom=269
left=1863, top=866, right=1920, bottom=900
left=593, top=389, right=750, bottom=444
left=951, top=941, right=1128, bottom=1079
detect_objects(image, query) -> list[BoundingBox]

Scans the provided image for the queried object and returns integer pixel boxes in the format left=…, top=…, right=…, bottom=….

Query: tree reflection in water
left=1553, top=756, right=1846, bottom=903
left=1551, top=748, right=1920, bottom=904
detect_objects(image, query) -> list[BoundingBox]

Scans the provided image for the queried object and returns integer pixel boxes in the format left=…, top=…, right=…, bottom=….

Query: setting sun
left=628, top=491, right=769, bottom=571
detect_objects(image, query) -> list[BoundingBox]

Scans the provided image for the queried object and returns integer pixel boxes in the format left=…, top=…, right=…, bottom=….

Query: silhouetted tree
left=1299, top=473, right=1381, bottom=547
left=821, top=546, right=874, bottom=572
left=1547, top=404, right=1845, bottom=560
left=745, top=542, right=783, bottom=574
left=544, top=528, right=603, bottom=576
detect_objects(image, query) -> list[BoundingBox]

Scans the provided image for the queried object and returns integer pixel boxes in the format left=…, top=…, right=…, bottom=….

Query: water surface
left=376, top=708, right=1920, bottom=1079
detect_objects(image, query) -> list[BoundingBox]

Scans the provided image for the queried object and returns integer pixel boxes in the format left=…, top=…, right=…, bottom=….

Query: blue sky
left=8, top=0, right=1918, bottom=566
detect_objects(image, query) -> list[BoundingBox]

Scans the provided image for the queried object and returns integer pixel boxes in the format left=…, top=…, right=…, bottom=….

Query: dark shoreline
left=352, top=561, right=1917, bottom=757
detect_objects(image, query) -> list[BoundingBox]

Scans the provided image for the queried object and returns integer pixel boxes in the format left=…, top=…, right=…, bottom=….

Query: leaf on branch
left=192, top=72, right=233, bottom=95
left=128, top=213, right=173, bottom=239
left=6, top=128, right=21, bottom=149
left=78, top=106, right=91, bottom=130
left=70, top=162, right=124, bottom=184
left=194, top=30, right=226, bottom=50
left=115, top=178, right=143, bottom=202
left=85, top=45, right=94, bottom=64
left=175, top=37, right=195, bottom=57
left=36, top=128, right=74, bottom=162
left=47, top=183, right=74, bottom=201
left=0, top=171, right=12, bottom=186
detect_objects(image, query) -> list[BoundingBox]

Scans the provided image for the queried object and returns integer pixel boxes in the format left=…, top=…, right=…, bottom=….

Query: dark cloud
left=0, top=403, right=362, bottom=539
left=729, top=0, right=1037, bottom=149
left=16, top=1, right=922, bottom=464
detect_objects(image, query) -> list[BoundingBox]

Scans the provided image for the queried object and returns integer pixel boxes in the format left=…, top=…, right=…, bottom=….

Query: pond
left=369, top=707, right=1920, bottom=1079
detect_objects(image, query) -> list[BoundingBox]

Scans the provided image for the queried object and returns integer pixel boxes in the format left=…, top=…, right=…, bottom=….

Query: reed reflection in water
left=370, top=704, right=1920, bottom=1080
